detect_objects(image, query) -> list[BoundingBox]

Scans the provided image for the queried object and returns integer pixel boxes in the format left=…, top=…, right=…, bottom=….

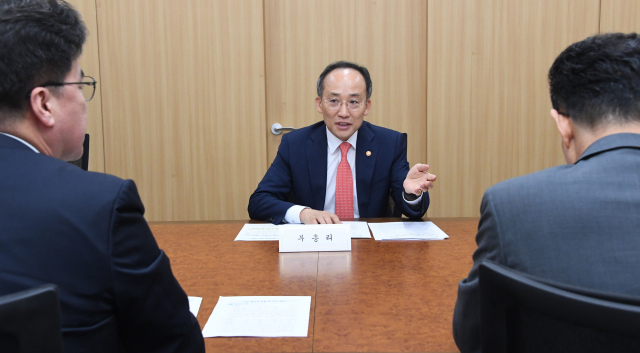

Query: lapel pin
left=366, top=151, right=372, bottom=156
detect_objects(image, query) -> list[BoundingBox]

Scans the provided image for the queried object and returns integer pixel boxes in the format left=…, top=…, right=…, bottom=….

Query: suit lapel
left=306, top=126, right=328, bottom=211
left=355, top=122, right=378, bottom=217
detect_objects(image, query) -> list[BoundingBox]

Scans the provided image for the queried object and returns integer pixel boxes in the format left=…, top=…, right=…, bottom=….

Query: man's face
left=50, top=60, right=88, bottom=161
left=315, top=68, right=371, bottom=141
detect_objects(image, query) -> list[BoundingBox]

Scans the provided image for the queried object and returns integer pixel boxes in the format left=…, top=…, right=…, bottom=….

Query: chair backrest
left=479, top=260, right=640, bottom=353
left=386, top=132, right=408, bottom=217
left=0, top=284, right=63, bottom=353
left=68, top=133, right=90, bottom=171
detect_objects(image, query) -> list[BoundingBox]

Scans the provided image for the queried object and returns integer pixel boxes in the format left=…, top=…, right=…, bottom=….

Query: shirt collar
left=326, top=127, right=358, bottom=154
left=0, top=132, right=39, bottom=153
left=576, top=133, right=640, bottom=163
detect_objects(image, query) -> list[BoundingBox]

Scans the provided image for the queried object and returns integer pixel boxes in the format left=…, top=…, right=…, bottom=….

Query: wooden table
left=150, top=218, right=479, bottom=353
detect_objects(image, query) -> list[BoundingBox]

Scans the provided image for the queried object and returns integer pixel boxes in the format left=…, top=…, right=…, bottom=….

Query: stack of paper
left=234, top=224, right=280, bottom=241
left=202, top=296, right=311, bottom=338
left=234, top=222, right=371, bottom=241
left=342, top=221, right=371, bottom=238
left=367, top=221, right=449, bottom=241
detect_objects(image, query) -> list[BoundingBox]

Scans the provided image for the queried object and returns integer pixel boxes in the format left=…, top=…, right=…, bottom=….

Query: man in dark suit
left=0, top=1, right=204, bottom=352
left=249, top=61, right=436, bottom=224
left=453, top=33, right=640, bottom=353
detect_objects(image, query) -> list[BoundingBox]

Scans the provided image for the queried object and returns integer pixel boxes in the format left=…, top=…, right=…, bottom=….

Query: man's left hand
left=403, top=163, right=436, bottom=196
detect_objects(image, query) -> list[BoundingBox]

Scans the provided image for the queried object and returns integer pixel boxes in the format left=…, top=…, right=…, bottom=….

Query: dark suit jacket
left=0, top=134, right=204, bottom=353
left=248, top=121, right=429, bottom=224
left=453, top=133, right=640, bottom=353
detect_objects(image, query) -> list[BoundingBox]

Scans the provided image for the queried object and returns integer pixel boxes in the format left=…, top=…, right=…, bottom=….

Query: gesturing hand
left=403, top=163, right=437, bottom=196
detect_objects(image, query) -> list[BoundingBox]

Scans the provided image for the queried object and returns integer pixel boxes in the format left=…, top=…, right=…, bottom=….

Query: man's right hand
left=300, top=209, right=341, bottom=224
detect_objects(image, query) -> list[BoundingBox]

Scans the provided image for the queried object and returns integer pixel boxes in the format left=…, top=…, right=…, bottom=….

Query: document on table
left=201, top=296, right=311, bottom=338
left=235, top=222, right=370, bottom=240
left=342, top=221, right=371, bottom=238
left=368, top=221, right=449, bottom=241
left=188, top=296, right=202, bottom=317
left=234, top=224, right=280, bottom=241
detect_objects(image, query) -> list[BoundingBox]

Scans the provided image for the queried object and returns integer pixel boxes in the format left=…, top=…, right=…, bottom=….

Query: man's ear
left=550, top=109, right=573, bottom=149
left=363, top=99, right=371, bottom=116
left=29, top=87, right=55, bottom=128
left=315, top=97, right=323, bottom=114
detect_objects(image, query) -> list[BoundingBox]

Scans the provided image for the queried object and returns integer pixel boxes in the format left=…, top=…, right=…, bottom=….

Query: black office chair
left=479, top=260, right=640, bottom=353
left=386, top=132, right=408, bottom=217
left=68, top=133, right=90, bottom=171
left=0, top=284, right=63, bottom=353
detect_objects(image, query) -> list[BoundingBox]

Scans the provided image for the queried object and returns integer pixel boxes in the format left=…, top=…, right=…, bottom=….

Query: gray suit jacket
left=453, top=133, right=640, bottom=353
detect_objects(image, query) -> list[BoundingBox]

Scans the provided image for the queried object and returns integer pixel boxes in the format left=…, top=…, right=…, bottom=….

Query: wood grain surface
left=151, top=218, right=478, bottom=352
left=426, top=0, right=599, bottom=217
left=601, top=0, right=640, bottom=33
left=264, top=0, right=428, bottom=167
left=96, top=0, right=267, bottom=221
left=65, top=0, right=105, bottom=172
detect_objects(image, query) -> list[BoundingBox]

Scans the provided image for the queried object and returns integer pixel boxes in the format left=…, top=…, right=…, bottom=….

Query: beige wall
left=67, top=0, right=105, bottom=173
left=265, top=0, right=427, bottom=166
left=601, top=0, right=640, bottom=32
left=426, top=0, right=600, bottom=217
left=70, top=0, right=640, bottom=221
left=96, top=0, right=266, bottom=221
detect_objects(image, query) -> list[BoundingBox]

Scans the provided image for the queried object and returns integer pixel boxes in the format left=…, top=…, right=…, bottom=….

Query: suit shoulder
left=31, top=154, right=129, bottom=195
left=281, top=121, right=325, bottom=143
left=485, top=165, right=570, bottom=199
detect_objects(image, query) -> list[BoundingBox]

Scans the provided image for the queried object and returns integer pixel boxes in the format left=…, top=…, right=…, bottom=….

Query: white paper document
left=188, top=296, right=202, bottom=318
left=368, top=221, right=449, bottom=241
left=235, top=222, right=370, bottom=241
left=342, top=221, right=372, bottom=238
left=202, top=296, right=311, bottom=338
left=234, top=224, right=280, bottom=241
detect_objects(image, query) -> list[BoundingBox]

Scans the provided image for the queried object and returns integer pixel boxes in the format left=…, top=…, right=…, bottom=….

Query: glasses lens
left=347, top=100, right=362, bottom=111
left=325, top=100, right=339, bottom=110
left=81, top=86, right=92, bottom=101
left=82, top=77, right=96, bottom=101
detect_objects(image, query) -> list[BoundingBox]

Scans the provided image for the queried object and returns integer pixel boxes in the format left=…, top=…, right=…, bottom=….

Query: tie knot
left=339, top=142, right=350, bottom=156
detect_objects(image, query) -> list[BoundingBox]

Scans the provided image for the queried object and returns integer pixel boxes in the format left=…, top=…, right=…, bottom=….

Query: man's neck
left=326, top=126, right=358, bottom=151
left=574, top=122, right=640, bottom=157
left=0, top=115, right=52, bottom=156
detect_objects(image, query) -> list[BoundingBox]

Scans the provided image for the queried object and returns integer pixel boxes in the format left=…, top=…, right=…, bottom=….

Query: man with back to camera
left=0, top=1, right=204, bottom=352
left=453, top=32, right=640, bottom=353
left=248, top=61, right=437, bottom=224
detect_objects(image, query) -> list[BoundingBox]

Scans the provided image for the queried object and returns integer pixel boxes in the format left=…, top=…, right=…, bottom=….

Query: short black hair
left=549, top=32, right=640, bottom=127
left=0, top=0, right=86, bottom=121
left=317, top=61, right=373, bottom=99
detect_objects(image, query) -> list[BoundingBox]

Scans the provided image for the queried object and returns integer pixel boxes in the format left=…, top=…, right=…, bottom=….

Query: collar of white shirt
left=0, top=132, right=39, bottom=153
left=326, top=126, right=358, bottom=152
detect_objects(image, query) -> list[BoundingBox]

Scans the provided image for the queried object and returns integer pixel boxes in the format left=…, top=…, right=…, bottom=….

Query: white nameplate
left=279, top=224, right=351, bottom=253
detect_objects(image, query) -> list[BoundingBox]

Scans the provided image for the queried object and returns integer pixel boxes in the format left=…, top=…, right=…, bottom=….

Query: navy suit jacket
left=0, top=134, right=204, bottom=353
left=248, top=121, right=429, bottom=224
left=453, top=133, right=640, bottom=353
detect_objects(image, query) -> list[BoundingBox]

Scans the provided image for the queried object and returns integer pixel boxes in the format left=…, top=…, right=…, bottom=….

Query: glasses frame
left=322, top=98, right=367, bottom=112
left=27, top=75, right=97, bottom=102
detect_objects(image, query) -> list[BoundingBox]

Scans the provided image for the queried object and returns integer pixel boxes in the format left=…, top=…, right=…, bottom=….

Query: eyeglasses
left=28, top=76, right=97, bottom=101
left=322, top=98, right=366, bottom=112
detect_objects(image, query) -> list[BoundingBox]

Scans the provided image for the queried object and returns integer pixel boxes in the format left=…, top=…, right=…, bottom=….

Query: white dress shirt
left=284, top=127, right=422, bottom=223
left=0, top=132, right=39, bottom=153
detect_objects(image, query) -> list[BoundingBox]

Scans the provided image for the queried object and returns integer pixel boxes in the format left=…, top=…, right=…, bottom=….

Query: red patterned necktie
left=335, top=142, right=354, bottom=219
